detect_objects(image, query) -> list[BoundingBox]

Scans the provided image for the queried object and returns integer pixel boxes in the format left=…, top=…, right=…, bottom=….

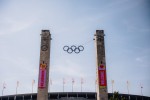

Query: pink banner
left=38, top=63, right=47, bottom=88
left=98, top=64, right=107, bottom=87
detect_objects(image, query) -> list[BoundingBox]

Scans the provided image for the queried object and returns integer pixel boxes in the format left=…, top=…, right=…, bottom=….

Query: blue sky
left=0, top=0, right=150, bottom=97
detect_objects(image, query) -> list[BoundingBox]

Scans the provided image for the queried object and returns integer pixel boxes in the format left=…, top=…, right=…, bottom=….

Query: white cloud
left=136, top=57, right=143, bottom=62
left=0, top=17, right=37, bottom=35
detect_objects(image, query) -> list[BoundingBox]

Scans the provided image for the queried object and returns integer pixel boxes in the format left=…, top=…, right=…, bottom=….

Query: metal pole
left=2, top=89, right=4, bottom=96
left=141, top=86, right=143, bottom=96
left=127, top=83, right=129, bottom=94
left=140, top=83, right=143, bottom=96
left=127, top=86, right=129, bottom=94
left=63, top=83, right=64, bottom=92
left=2, top=82, right=5, bottom=96
left=32, top=83, right=33, bottom=93
left=72, top=82, right=73, bottom=92
left=72, top=78, right=74, bottom=92
left=16, top=86, right=17, bottom=95
left=81, top=83, right=82, bottom=92
left=81, top=78, right=83, bottom=92
left=112, top=82, right=113, bottom=93
left=16, top=81, right=19, bottom=95
left=63, top=78, right=64, bottom=92
left=111, top=80, right=114, bottom=93
left=32, top=80, right=35, bottom=93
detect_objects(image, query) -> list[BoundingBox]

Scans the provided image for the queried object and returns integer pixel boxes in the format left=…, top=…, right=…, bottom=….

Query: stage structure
left=95, top=30, right=108, bottom=100
left=37, top=30, right=51, bottom=100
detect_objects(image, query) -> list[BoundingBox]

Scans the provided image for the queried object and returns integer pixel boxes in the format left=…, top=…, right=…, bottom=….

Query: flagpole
left=32, top=80, right=35, bottom=93
left=81, top=83, right=82, bottom=92
left=72, top=79, right=73, bottom=92
left=32, top=84, right=33, bottom=93
left=81, top=80, right=82, bottom=92
left=2, top=89, right=3, bottom=96
left=140, top=83, right=143, bottom=96
left=72, top=82, right=73, bottom=92
left=63, top=78, right=64, bottom=92
left=16, top=86, right=17, bottom=95
left=2, top=82, right=6, bottom=96
left=63, top=83, right=64, bottom=92
left=16, top=81, right=19, bottom=95
left=127, top=81, right=129, bottom=94
left=95, top=79, right=97, bottom=92
left=111, top=80, right=114, bottom=93
left=141, top=86, right=143, bottom=96
left=2, top=88, right=4, bottom=96
left=72, top=78, right=74, bottom=92
left=81, top=78, right=83, bottom=92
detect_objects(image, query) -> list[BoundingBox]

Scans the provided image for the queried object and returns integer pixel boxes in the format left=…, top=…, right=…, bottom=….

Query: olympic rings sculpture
left=63, top=45, right=84, bottom=54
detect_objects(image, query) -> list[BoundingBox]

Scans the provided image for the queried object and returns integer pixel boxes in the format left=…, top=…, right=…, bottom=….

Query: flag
left=17, top=81, right=19, bottom=87
left=140, top=83, right=143, bottom=88
left=32, top=80, right=35, bottom=85
left=127, top=80, right=129, bottom=87
left=72, top=78, right=75, bottom=84
left=127, top=81, right=129, bottom=84
left=81, top=78, right=84, bottom=84
left=3, top=82, right=6, bottom=89
left=63, top=78, right=66, bottom=84
left=112, top=80, right=114, bottom=84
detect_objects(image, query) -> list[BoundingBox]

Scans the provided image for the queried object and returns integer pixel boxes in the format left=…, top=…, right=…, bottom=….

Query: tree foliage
left=109, top=91, right=126, bottom=100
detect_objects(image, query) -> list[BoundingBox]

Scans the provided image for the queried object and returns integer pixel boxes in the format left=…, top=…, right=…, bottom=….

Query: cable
left=81, top=39, right=94, bottom=46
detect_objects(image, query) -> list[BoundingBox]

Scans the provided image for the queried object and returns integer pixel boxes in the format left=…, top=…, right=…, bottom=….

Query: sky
left=0, top=0, right=150, bottom=97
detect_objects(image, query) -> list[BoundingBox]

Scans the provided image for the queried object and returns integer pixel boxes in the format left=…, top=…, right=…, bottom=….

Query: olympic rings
left=63, top=45, right=84, bottom=54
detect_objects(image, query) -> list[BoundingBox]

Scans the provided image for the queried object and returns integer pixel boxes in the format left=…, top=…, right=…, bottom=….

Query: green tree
left=109, top=91, right=126, bottom=100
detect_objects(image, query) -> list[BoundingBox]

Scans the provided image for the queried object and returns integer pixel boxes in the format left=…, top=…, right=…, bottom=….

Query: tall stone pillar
left=95, top=30, right=108, bottom=100
left=37, top=30, right=51, bottom=100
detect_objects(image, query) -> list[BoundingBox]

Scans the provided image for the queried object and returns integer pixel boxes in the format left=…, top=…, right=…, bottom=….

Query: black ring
left=63, top=45, right=84, bottom=54
left=63, top=46, right=69, bottom=51
left=67, top=48, right=73, bottom=54
left=78, top=45, right=84, bottom=51
left=74, top=48, right=80, bottom=54
left=71, top=45, right=76, bottom=51
left=41, top=45, right=48, bottom=51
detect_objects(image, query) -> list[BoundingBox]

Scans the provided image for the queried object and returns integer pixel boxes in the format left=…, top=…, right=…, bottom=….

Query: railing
left=0, top=92, right=150, bottom=100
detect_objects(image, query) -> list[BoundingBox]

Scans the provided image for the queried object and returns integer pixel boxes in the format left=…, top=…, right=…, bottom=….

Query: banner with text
left=38, top=63, right=47, bottom=88
left=98, top=64, right=107, bottom=88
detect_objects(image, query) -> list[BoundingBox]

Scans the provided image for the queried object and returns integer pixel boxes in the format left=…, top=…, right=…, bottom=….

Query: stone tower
left=37, top=30, right=51, bottom=100
left=95, top=30, right=108, bottom=100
